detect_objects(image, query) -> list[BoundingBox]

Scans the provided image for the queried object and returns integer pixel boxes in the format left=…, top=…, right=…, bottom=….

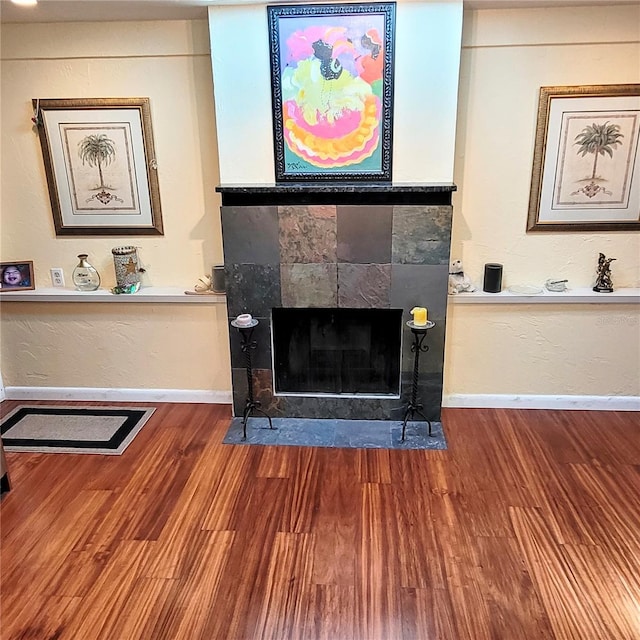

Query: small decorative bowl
left=508, top=284, right=543, bottom=295
left=545, top=279, right=569, bottom=292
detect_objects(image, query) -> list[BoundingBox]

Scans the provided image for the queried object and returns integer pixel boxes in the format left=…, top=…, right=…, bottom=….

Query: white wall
left=208, top=1, right=463, bottom=183
left=0, top=20, right=231, bottom=395
left=1, top=4, right=638, bottom=405
left=1, top=20, right=222, bottom=287
left=444, top=4, right=640, bottom=401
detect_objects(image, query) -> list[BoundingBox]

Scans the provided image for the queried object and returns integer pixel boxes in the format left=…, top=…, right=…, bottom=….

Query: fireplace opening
left=272, top=308, right=403, bottom=397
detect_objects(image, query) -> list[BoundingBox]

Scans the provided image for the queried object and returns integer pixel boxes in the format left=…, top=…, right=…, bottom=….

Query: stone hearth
left=218, top=184, right=455, bottom=422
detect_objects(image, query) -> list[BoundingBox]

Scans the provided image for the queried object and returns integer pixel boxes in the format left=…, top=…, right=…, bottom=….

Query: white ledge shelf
left=0, top=287, right=227, bottom=304
left=448, top=287, right=640, bottom=304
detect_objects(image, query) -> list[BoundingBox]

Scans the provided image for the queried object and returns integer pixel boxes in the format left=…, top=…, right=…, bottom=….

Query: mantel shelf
left=0, top=287, right=227, bottom=304
left=4, top=287, right=636, bottom=305
left=448, top=287, right=640, bottom=304
left=216, top=182, right=456, bottom=206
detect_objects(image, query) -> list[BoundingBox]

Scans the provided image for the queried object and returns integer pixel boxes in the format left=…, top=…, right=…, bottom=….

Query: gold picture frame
left=34, top=97, right=163, bottom=236
left=527, top=84, right=640, bottom=232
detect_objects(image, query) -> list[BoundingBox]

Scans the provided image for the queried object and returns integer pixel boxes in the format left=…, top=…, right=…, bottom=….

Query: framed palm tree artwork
left=33, top=98, right=163, bottom=236
left=527, top=84, right=640, bottom=232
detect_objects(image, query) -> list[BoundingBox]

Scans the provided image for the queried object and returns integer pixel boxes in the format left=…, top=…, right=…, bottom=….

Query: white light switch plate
left=50, top=268, right=65, bottom=287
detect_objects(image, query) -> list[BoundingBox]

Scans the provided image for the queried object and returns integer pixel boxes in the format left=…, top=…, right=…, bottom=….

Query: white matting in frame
left=34, top=98, right=163, bottom=236
left=528, top=85, right=640, bottom=232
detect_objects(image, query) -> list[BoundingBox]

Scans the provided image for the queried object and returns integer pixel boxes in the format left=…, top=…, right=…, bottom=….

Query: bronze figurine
left=593, top=252, right=616, bottom=293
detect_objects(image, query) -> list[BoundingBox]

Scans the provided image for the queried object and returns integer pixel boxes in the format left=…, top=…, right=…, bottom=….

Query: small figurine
left=593, top=252, right=616, bottom=293
left=448, top=259, right=476, bottom=294
left=194, top=275, right=212, bottom=292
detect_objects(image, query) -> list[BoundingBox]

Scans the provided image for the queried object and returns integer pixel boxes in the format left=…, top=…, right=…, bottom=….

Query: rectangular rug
left=0, top=405, right=155, bottom=455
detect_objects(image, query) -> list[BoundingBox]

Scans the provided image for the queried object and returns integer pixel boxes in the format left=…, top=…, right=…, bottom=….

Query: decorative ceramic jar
left=72, top=254, right=100, bottom=291
left=111, top=246, right=142, bottom=293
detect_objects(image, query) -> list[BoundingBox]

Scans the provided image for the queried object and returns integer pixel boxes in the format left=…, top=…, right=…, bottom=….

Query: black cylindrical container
left=483, top=263, right=503, bottom=293
left=212, top=265, right=226, bottom=293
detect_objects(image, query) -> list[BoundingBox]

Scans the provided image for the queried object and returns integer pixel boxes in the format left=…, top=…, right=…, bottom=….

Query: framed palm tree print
left=527, top=84, right=640, bottom=232
left=267, top=2, right=396, bottom=183
left=33, top=98, right=163, bottom=236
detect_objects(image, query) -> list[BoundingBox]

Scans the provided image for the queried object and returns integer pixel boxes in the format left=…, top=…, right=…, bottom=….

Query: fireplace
left=272, top=307, right=403, bottom=397
left=218, top=184, right=454, bottom=422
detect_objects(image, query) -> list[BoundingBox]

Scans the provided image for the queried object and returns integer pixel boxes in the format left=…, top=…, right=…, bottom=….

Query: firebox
left=272, top=308, right=403, bottom=397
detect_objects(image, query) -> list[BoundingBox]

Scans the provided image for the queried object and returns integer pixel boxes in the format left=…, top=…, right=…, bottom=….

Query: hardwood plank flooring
left=1, top=401, right=639, bottom=639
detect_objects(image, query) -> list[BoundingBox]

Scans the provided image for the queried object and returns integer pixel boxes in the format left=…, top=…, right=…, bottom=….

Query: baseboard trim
left=4, top=387, right=233, bottom=405
left=443, top=394, right=640, bottom=411
left=4, top=388, right=637, bottom=412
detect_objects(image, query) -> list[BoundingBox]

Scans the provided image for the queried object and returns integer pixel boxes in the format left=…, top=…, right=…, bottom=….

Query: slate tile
left=226, top=264, right=281, bottom=318
left=390, top=421, right=447, bottom=449
left=401, top=325, right=446, bottom=376
left=399, top=371, right=444, bottom=422
left=223, top=417, right=279, bottom=445
left=333, top=420, right=392, bottom=448
left=231, top=367, right=284, bottom=419
left=390, top=264, right=449, bottom=324
left=231, top=367, right=248, bottom=417
left=337, top=263, right=391, bottom=308
left=279, top=205, right=337, bottom=263
left=279, top=395, right=402, bottom=421
left=275, top=419, right=337, bottom=447
left=337, top=205, right=393, bottom=263
left=229, top=317, right=272, bottom=370
left=280, top=263, right=337, bottom=307
left=221, top=206, right=280, bottom=265
left=221, top=417, right=448, bottom=450
left=392, top=205, right=453, bottom=265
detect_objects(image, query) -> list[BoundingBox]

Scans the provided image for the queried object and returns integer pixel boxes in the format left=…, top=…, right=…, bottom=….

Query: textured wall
left=1, top=302, right=230, bottom=391
left=0, top=20, right=228, bottom=392
left=444, top=4, right=640, bottom=398
left=1, top=5, right=638, bottom=401
left=446, top=303, right=639, bottom=396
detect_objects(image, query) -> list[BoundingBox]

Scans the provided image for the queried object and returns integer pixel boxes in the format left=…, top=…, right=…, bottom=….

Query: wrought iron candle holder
left=231, top=317, right=274, bottom=439
left=402, top=320, right=435, bottom=441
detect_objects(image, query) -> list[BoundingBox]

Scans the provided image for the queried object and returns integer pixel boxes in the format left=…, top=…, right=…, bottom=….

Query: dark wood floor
left=1, top=400, right=639, bottom=639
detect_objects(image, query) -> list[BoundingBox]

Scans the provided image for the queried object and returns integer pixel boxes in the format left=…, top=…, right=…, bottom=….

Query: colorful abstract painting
left=268, top=3, right=395, bottom=182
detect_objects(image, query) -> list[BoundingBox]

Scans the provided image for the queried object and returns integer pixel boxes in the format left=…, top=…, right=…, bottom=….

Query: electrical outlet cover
left=50, top=268, right=65, bottom=287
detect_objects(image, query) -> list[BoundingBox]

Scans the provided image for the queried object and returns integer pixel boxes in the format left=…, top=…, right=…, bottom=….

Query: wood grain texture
left=253, top=531, right=315, bottom=640
left=302, top=584, right=357, bottom=640
left=359, top=482, right=403, bottom=640
left=146, top=531, right=235, bottom=640
left=1, top=401, right=639, bottom=639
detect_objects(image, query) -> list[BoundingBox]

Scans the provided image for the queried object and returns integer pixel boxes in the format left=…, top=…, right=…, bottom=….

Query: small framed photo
left=33, top=97, right=164, bottom=236
left=527, top=84, right=640, bottom=232
left=0, top=261, right=35, bottom=291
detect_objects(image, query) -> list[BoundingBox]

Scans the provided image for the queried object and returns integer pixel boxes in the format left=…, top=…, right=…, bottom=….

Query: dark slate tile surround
left=218, top=184, right=455, bottom=422
left=223, top=417, right=447, bottom=451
